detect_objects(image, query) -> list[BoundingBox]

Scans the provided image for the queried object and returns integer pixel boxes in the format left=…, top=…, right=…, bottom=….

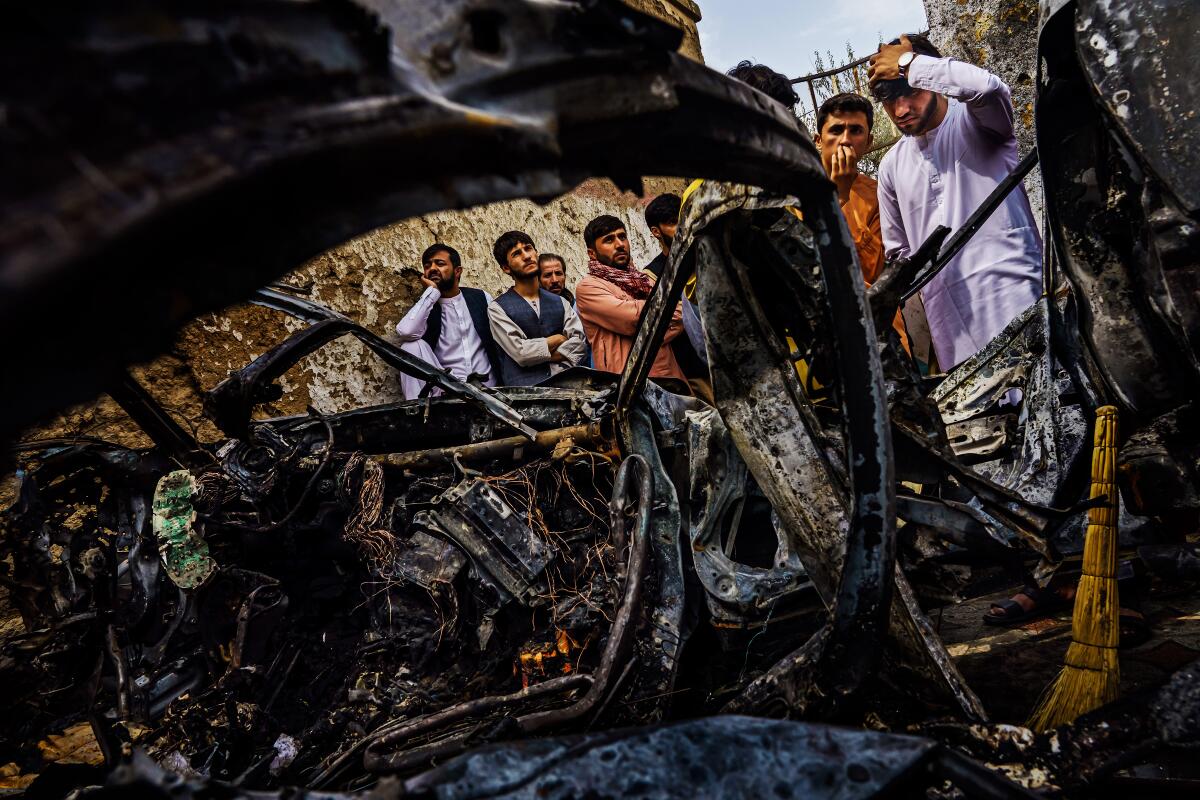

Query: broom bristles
left=1027, top=406, right=1120, bottom=731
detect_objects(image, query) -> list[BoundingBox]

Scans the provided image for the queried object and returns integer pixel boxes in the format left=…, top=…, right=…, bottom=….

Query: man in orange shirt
left=813, top=92, right=911, bottom=352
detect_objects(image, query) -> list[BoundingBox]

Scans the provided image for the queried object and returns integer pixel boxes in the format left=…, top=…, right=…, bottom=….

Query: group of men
left=395, top=32, right=1042, bottom=415
left=394, top=204, right=697, bottom=400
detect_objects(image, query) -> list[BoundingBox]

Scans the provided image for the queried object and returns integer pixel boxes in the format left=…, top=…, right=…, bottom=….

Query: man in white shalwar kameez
left=868, top=34, right=1042, bottom=371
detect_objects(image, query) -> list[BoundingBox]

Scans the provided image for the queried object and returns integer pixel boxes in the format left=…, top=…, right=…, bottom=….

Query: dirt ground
left=939, top=578, right=1200, bottom=724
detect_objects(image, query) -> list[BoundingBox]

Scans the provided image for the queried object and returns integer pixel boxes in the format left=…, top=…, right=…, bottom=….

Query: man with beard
left=487, top=231, right=587, bottom=386
left=394, top=243, right=499, bottom=400
left=537, top=253, right=574, bottom=305
left=869, top=34, right=1041, bottom=370
left=575, top=214, right=687, bottom=385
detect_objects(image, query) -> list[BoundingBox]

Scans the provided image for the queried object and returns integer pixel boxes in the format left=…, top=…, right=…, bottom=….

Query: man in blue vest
left=487, top=231, right=587, bottom=386
left=394, top=243, right=500, bottom=400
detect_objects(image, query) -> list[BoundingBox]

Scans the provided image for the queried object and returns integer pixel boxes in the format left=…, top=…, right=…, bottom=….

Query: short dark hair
left=422, top=243, right=460, bottom=268
left=538, top=253, right=566, bottom=273
left=816, top=92, right=875, bottom=134
left=645, top=193, right=681, bottom=230
left=726, top=60, right=799, bottom=109
left=493, top=230, right=535, bottom=266
left=869, top=34, right=943, bottom=102
left=583, top=215, right=625, bottom=250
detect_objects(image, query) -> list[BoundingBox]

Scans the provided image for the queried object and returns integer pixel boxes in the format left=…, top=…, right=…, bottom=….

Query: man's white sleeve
left=394, top=286, right=440, bottom=342
left=877, top=159, right=910, bottom=262
left=906, top=54, right=1014, bottom=141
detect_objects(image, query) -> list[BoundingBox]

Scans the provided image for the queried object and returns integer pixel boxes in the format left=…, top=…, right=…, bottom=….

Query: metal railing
left=790, top=51, right=874, bottom=121
left=787, top=33, right=930, bottom=165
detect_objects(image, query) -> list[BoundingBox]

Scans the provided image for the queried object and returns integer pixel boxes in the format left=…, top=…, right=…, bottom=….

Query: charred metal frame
left=3, top=0, right=908, bottom=724
left=3, top=0, right=1198, bottom=796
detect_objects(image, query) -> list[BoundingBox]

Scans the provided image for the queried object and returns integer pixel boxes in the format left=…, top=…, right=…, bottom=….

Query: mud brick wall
left=19, top=2, right=704, bottom=450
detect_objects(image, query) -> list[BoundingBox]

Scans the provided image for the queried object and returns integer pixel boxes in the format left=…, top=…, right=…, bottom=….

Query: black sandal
left=982, top=584, right=1070, bottom=626
left=1119, top=609, right=1152, bottom=648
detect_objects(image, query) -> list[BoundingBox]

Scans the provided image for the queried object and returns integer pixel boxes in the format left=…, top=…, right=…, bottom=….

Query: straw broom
left=1027, top=405, right=1121, bottom=730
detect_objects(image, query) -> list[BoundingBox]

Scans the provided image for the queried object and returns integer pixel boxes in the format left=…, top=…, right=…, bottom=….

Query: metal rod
left=788, top=29, right=930, bottom=85
left=360, top=674, right=590, bottom=772
left=374, top=421, right=611, bottom=472
left=105, top=372, right=202, bottom=463
left=901, top=148, right=1040, bottom=302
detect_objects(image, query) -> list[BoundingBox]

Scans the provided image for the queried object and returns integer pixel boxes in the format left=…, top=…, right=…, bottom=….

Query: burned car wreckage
left=2, top=0, right=1199, bottom=797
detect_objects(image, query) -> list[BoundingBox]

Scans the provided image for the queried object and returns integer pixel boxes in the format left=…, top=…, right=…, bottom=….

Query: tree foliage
left=796, top=42, right=900, bottom=177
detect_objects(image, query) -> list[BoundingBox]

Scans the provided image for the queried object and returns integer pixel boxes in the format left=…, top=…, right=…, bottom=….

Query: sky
left=697, top=0, right=929, bottom=80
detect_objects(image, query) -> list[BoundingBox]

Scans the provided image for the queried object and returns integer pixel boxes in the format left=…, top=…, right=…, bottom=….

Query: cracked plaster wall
left=19, top=2, right=704, bottom=449
left=923, top=0, right=1043, bottom=225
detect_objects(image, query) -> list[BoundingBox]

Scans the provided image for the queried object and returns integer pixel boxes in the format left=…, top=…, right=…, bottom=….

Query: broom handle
left=1073, top=405, right=1120, bottom=649
left=1027, top=405, right=1122, bottom=730
left=1083, top=406, right=1119, bottom=578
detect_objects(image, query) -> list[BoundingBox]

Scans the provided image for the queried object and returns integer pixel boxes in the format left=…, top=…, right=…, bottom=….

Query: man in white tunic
left=869, top=34, right=1042, bottom=370
left=394, top=244, right=499, bottom=400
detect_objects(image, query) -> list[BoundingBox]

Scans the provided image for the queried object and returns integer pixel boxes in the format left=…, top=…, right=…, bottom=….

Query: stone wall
left=923, top=0, right=1043, bottom=223
left=19, top=2, right=704, bottom=450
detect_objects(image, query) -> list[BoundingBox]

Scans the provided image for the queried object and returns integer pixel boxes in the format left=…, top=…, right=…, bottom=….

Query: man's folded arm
left=555, top=299, right=589, bottom=366
left=661, top=296, right=684, bottom=342
left=487, top=303, right=552, bottom=366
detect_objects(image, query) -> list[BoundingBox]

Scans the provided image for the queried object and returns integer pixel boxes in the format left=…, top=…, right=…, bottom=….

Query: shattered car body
left=1038, top=0, right=1200, bottom=524
left=2, top=0, right=1200, bottom=797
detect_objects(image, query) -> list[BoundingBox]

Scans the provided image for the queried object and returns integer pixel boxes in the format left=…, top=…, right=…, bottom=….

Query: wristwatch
left=898, top=51, right=915, bottom=78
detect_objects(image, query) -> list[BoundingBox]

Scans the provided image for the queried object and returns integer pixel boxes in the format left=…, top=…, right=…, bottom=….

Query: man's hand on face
left=420, top=271, right=439, bottom=291
left=830, top=144, right=858, bottom=205
left=868, top=35, right=913, bottom=85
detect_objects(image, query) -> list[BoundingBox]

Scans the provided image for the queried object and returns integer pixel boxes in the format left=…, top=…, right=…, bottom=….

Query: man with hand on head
left=488, top=231, right=587, bottom=386
left=575, top=214, right=687, bottom=387
left=871, top=34, right=1050, bottom=625
left=869, top=33, right=1041, bottom=370
left=814, top=92, right=910, bottom=352
left=394, top=243, right=499, bottom=400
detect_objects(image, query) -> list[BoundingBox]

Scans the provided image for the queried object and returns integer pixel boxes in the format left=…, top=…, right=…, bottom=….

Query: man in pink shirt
left=869, top=34, right=1042, bottom=371
left=574, top=214, right=687, bottom=386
